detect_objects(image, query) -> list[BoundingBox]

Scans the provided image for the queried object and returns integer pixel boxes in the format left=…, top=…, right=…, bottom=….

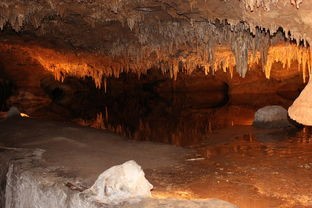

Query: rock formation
left=0, top=0, right=312, bottom=90
left=86, top=160, right=153, bottom=204
left=253, top=105, right=291, bottom=128
left=289, top=79, right=312, bottom=125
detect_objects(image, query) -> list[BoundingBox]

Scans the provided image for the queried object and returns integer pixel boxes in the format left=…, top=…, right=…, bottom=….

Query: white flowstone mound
left=289, top=79, right=312, bottom=125
left=86, top=160, right=153, bottom=204
left=253, top=105, right=290, bottom=128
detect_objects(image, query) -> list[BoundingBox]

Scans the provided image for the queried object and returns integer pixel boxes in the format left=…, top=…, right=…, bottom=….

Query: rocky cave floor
left=0, top=116, right=311, bottom=208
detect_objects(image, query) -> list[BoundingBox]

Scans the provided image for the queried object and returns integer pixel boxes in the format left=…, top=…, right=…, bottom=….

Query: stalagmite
left=288, top=78, right=312, bottom=125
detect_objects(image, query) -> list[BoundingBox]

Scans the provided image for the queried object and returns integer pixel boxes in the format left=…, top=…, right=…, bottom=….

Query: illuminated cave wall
left=0, top=29, right=311, bottom=90
left=0, top=0, right=311, bottom=119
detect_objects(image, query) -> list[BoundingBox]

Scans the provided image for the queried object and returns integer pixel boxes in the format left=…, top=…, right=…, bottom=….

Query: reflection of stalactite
left=90, top=112, right=105, bottom=129
left=76, top=112, right=131, bottom=137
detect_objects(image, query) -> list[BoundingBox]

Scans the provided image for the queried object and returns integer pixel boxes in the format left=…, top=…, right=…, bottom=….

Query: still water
left=70, top=90, right=312, bottom=207
left=73, top=91, right=292, bottom=147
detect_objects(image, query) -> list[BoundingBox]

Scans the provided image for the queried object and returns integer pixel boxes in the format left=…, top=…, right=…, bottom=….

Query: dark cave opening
left=0, top=63, right=15, bottom=111
left=0, top=79, right=13, bottom=111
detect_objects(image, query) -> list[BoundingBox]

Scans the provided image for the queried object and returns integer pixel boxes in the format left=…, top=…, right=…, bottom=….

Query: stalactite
left=291, top=0, right=303, bottom=8
left=264, top=44, right=311, bottom=81
left=231, top=34, right=249, bottom=77
left=1, top=17, right=311, bottom=89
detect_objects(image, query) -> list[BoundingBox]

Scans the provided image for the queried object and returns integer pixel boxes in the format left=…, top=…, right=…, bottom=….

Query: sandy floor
left=1, top=117, right=312, bottom=208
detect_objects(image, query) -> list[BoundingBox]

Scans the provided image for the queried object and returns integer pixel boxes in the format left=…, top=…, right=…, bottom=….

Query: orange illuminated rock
left=0, top=40, right=310, bottom=91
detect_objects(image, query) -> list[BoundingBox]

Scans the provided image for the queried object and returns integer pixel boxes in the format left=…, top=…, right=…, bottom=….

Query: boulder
left=86, top=160, right=153, bottom=204
left=6, top=106, right=21, bottom=118
left=253, top=105, right=291, bottom=128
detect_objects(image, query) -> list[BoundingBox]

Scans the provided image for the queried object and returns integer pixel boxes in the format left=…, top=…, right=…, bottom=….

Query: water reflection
left=175, top=126, right=312, bottom=208
left=73, top=92, right=293, bottom=147
left=54, top=77, right=311, bottom=207
left=197, top=126, right=312, bottom=156
left=75, top=104, right=256, bottom=146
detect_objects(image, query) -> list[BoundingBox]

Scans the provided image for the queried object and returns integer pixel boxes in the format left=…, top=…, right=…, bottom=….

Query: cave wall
left=0, top=0, right=310, bottom=122
left=0, top=0, right=311, bottom=89
left=0, top=36, right=306, bottom=119
left=0, top=42, right=52, bottom=115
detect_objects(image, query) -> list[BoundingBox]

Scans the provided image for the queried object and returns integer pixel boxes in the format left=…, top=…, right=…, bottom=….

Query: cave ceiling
left=0, top=0, right=311, bottom=87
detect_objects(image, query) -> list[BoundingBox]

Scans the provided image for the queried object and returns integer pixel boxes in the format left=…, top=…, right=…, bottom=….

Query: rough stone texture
left=0, top=0, right=311, bottom=90
left=242, top=0, right=310, bottom=42
left=87, top=160, right=153, bottom=204
left=253, top=105, right=291, bottom=128
left=0, top=149, right=12, bottom=207
left=289, top=79, right=312, bottom=126
left=0, top=0, right=308, bottom=42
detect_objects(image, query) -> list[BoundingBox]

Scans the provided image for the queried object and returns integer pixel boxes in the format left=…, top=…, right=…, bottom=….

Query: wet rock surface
left=148, top=126, right=312, bottom=208
left=0, top=120, right=238, bottom=208
left=0, top=117, right=312, bottom=207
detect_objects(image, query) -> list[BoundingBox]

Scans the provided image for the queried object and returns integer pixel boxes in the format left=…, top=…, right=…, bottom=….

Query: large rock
left=253, top=105, right=290, bottom=128
left=86, top=160, right=153, bottom=204
left=288, top=80, right=312, bottom=125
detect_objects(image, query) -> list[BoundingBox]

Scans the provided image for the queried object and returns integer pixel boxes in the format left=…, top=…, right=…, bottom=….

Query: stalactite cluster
left=264, top=44, right=311, bottom=81
left=0, top=1, right=51, bottom=31
left=1, top=29, right=310, bottom=90
left=0, top=0, right=145, bottom=32
left=0, top=0, right=310, bottom=88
